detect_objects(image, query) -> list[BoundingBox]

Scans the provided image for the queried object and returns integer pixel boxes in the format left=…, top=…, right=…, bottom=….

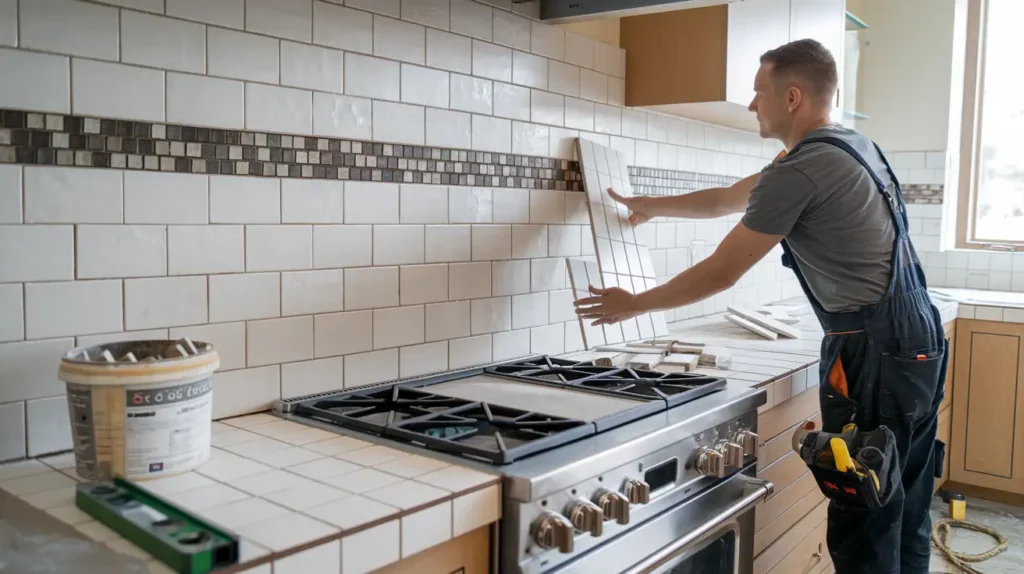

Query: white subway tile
left=565, top=195, right=588, bottom=225
left=472, top=115, right=511, bottom=153
left=168, top=226, right=244, bottom=275
left=346, top=267, right=399, bottom=310
left=246, top=226, right=312, bottom=272
left=512, top=292, right=548, bottom=329
left=0, top=166, right=18, bottom=224
left=374, top=306, right=425, bottom=349
left=565, top=97, right=595, bottom=132
left=373, top=101, right=425, bottom=146
left=400, top=264, right=449, bottom=305
left=493, top=259, right=530, bottom=296
left=622, top=109, right=647, bottom=139
left=124, top=276, right=208, bottom=329
left=426, top=29, right=471, bottom=74
left=0, top=338, right=73, bottom=402
left=207, top=28, right=280, bottom=84
left=247, top=316, right=313, bottom=367
left=493, top=10, right=530, bottom=51
left=449, top=74, right=492, bottom=116
left=212, top=365, right=280, bottom=419
left=349, top=0, right=399, bottom=16
left=282, top=269, right=345, bottom=316
left=0, top=402, right=25, bottom=462
left=26, top=396, right=71, bottom=457
left=345, top=53, right=401, bottom=101
left=511, top=224, right=547, bottom=259
left=75, top=329, right=168, bottom=348
left=280, top=180, right=344, bottom=224
left=473, top=41, right=512, bottom=83
left=531, top=22, right=563, bottom=60
left=315, top=310, right=373, bottom=357
left=374, top=15, right=426, bottom=65
left=531, top=323, right=564, bottom=355
left=401, top=65, right=449, bottom=108
left=0, top=284, right=22, bottom=343
left=549, top=61, right=580, bottom=98
left=512, top=51, right=547, bottom=90
left=925, top=151, right=945, bottom=169
left=493, top=82, right=531, bottom=121
left=209, top=176, right=280, bottom=224
left=531, top=90, right=564, bottom=127
left=564, top=33, right=595, bottom=69
left=449, top=335, right=492, bottom=368
left=449, top=262, right=491, bottom=300
left=281, top=41, right=344, bottom=93
left=425, top=301, right=470, bottom=341
left=594, top=103, right=621, bottom=135
left=281, top=356, right=346, bottom=399
left=531, top=257, right=565, bottom=291
left=121, top=11, right=206, bottom=74
left=530, top=190, right=565, bottom=224
left=169, top=322, right=247, bottom=371
left=472, top=224, right=512, bottom=261
left=426, top=108, right=472, bottom=149
left=493, top=328, right=529, bottom=360
left=400, top=184, right=448, bottom=224
left=344, top=348, right=399, bottom=387
left=511, top=121, right=550, bottom=157
left=450, top=0, right=492, bottom=41
left=0, top=225, right=73, bottom=282
left=314, top=225, right=373, bottom=268
left=549, top=289, right=575, bottom=322
left=449, top=187, right=492, bottom=223
left=168, top=0, right=244, bottom=29
left=0, top=49, right=69, bottom=114
left=76, top=225, right=166, bottom=279
left=313, top=92, right=373, bottom=140
left=401, top=0, right=448, bottom=29
left=25, top=280, right=121, bottom=339
left=21, top=0, right=118, bottom=61
left=24, top=167, right=121, bottom=224
left=549, top=225, right=582, bottom=257
left=400, top=341, right=448, bottom=377
left=346, top=182, right=400, bottom=224
left=167, top=73, right=245, bottom=129
left=492, top=189, right=530, bottom=224
left=579, top=69, right=608, bottom=104
left=72, top=60, right=164, bottom=122
left=594, top=41, right=618, bottom=75
left=245, top=83, right=312, bottom=134
left=549, top=127, right=578, bottom=160
left=373, top=225, right=425, bottom=266
left=425, top=225, right=471, bottom=262
left=0, top=0, right=15, bottom=48
left=471, top=297, right=511, bottom=335
left=245, top=0, right=311, bottom=42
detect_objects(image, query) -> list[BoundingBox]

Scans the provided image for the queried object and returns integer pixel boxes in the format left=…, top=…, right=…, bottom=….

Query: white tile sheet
left=574, top=138, right=669, bottom=342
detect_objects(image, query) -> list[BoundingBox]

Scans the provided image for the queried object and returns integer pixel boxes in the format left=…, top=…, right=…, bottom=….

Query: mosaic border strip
left=0, top=109, right=582, bottom=190
left=628, top=167, right=739, bottom=196
left=902, top=183, right=944, bottom=205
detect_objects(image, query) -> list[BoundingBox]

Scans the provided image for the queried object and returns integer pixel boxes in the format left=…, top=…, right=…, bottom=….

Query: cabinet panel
left=374, top=525, right=490, bottom=574
left=726, top=0, right=792, bottom=106
left=789, top=0, right=846, bottom=119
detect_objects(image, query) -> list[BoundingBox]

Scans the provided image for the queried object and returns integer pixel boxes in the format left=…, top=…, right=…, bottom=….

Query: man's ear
left=787, top=86, right=802, bottom=113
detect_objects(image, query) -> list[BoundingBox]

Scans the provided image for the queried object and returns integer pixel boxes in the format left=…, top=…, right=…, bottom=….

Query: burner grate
left=296, top=387, right=471, bottom=435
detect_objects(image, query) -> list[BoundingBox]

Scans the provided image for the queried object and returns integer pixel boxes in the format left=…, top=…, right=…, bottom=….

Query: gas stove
left=274, top=356, right=771, bottom=574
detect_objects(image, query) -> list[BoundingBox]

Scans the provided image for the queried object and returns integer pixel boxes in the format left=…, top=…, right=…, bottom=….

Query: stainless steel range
left=273, top=356, right=773, bottom=574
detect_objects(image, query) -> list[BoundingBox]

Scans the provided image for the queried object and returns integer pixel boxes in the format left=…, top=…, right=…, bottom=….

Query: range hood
left=536, top=0, right=736, bottom=22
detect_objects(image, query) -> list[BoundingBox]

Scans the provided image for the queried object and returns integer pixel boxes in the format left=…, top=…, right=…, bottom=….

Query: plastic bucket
left=58, top=339, right=220, bottom=482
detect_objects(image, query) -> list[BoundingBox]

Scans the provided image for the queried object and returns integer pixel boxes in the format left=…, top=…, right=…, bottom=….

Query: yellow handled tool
left=830, top=437, right=882, bottom=491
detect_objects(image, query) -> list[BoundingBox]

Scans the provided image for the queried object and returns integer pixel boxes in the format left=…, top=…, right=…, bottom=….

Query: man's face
left=748, top=63, right=789, bottom=139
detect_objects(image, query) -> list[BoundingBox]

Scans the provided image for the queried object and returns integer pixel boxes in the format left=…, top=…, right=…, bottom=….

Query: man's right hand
left=608, top=188, right=655, bottom=226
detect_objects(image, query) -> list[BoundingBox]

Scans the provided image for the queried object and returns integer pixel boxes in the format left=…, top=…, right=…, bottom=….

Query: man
left=576, top=39, right=948, bottom=574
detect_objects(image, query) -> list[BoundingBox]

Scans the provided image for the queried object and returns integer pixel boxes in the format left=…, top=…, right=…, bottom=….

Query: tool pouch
left=800, top=426, right=900, bottom=509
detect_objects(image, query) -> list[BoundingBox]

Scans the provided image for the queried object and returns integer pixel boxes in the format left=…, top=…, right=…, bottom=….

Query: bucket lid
left=59, top=339, right=220, bottom=386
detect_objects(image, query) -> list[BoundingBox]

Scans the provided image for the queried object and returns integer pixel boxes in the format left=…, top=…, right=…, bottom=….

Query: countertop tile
left=173, top=483, right=250, bottom=512
left=287, top=457, right=362, bottom=480
left=363, top=480, right=448, bottom=510
left=304, top=435, right=376, bottom=455
left=374, top=454, right=450, bottom=478
left=320, top=468, right=405, bottom=494
left=195, top=449, right=272, bottom=481
left=415, top=465, right=496, bottom=492
left=200, top=498, right=292, bottom=529
left=335, top=445, right=410, bottom=466
left=221, top=413, right=280, bottom=428
left=303, top=494, right=398, bottom=530
left=138, top=471, right=215, bottom=496
left=0, top=470, right=76, bottom=496
left=262, top=479, right=351, bottom=511
left=245, top=446, right=324, bottom=468
left=231, top=469, right=312, bottom=496
left=237, top=512, right=339, bottom=552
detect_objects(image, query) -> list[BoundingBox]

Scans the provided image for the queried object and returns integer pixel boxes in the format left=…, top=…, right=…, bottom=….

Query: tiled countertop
left=0, top=414, right=501, bottom=574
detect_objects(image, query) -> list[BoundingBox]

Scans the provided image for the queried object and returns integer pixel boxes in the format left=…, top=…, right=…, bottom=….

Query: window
left=952, top=0, right=1024, bottom=249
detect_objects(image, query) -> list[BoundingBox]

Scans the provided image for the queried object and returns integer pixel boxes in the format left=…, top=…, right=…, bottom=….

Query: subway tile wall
left=0, top=0, right=797, bottom=462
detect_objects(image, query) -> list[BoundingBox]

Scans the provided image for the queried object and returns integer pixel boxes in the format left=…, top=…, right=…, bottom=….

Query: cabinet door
left=950, top=319, right=1024, bottom=494
left=726, top=0, right=792, bottom=106
left=789, top=0, right=846, bottom=120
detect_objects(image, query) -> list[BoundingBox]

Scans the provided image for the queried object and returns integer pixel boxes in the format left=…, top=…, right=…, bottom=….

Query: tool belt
left=792, top=422, right=899, bottom=509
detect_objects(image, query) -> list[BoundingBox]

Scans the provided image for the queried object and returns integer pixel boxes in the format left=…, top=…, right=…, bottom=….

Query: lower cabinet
left=373, top=525, right=491, bottom=574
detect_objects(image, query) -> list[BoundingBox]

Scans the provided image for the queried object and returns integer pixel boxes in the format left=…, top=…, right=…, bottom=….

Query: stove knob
left=566, top=499, right=604, bottom=536
left=531, top=512, right=575, bottom=553
left=622, top=478, right=650, bottom=505
left=735, top=430, right=759, bottom=457
left=592, top=488, right=630, bottom=525
left=695, top=446, right=726, bottom=478
left=724, top=442, right=745, bottom=468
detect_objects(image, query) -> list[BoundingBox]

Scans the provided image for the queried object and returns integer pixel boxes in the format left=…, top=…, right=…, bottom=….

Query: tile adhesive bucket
left=58, top=339, right=220, bottom=482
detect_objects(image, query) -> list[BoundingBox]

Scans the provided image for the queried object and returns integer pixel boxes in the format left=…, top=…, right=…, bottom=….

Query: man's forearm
left=632, top=258, right=735, bottom=313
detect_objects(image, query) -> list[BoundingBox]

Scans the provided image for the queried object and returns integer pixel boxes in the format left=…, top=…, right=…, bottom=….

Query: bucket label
left=66, top=383, right=100, bottom=479
left=124, top=378, right=213, bottom=477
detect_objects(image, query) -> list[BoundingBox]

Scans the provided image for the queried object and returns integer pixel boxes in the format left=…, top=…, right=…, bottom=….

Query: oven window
left=658, top=530, right=735, bottom=574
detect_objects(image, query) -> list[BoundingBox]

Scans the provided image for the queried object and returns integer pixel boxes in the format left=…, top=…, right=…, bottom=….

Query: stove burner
left=299, top=387, right=470, bottom=435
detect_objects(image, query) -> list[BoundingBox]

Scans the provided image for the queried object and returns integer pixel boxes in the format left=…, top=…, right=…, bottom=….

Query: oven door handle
left=621, top=476, right=775, bottom=574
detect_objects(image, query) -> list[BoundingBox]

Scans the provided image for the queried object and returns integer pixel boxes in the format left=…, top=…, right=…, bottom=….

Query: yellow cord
left=931, top=518, right=1008, bottom=574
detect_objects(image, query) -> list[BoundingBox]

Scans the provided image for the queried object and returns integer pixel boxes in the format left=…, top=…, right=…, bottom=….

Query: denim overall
left=779, top=136, right=949, bottom=574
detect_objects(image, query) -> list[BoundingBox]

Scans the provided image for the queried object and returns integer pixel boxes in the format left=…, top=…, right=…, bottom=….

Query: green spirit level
left=76, top=478, right=239, bottom=573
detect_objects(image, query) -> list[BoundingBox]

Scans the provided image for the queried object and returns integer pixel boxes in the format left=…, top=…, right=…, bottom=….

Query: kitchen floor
left=928, top=495, right=1024, bottom=573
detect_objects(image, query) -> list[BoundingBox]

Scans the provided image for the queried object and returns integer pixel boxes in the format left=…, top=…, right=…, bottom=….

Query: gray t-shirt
left=741, top=124, right=895, bottom=313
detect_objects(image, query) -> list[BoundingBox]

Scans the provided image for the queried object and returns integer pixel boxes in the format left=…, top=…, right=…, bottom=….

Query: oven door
left=554, top=466, right=773, bottom=574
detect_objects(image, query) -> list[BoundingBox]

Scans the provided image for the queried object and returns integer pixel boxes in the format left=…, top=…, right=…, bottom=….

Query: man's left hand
left=575, top=286, right=644, bottom=325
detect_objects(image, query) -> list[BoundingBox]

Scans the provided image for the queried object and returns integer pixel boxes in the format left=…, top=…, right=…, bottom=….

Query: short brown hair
left=760, top=39, right=838, bottom=102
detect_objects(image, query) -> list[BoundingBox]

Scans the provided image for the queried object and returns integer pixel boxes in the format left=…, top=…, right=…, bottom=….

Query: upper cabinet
left=621, top=0, right=846, bottom=131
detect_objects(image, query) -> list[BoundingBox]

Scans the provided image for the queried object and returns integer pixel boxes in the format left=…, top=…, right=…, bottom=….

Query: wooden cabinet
left=374, top=525, right=491, bottom=574
left=949, top=319, right=1024, bottom=494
